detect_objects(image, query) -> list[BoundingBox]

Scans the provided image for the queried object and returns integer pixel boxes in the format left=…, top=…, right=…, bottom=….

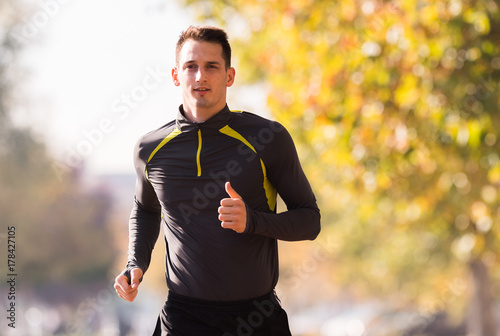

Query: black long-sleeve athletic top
left=126, top=105, right=320, bottom=301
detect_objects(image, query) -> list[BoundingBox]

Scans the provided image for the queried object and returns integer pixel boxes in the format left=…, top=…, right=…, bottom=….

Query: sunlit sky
left=18, top=0, right=268, bottom=176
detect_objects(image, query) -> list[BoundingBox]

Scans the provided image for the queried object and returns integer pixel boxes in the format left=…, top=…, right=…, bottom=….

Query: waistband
left=166, top=290, right=280, bottom=311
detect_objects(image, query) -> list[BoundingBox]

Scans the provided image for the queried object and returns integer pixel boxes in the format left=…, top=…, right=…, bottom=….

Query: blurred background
left=1, top=0, right=500, bottom=335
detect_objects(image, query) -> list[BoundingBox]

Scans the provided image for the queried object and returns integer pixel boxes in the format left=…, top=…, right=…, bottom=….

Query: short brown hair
left=176, top=25, right=232, bottom=69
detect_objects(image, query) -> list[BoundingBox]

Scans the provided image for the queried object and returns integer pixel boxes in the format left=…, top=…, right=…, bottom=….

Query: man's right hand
left=114, top=268, right=143, bottom=302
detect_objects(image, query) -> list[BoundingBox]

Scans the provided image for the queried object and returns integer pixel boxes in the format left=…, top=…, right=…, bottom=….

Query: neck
left=183, top=105, right=224, bottom=123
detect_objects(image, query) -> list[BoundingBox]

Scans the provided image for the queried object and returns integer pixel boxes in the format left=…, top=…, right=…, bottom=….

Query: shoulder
left=134, top=120, right=177, bottom=163
left=230, top=111, right=288, bottom=140
left=229, top=111, right=293, bottom=151
left=230, top=110, right=278, bottom=127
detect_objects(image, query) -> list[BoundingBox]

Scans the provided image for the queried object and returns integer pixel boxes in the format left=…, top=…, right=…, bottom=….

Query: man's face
left=172, top=39, right=235, bottom=118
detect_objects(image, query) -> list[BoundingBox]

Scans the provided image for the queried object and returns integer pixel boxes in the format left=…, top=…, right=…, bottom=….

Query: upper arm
left=133, top=137, right=161, bottom=212
left=263, top=123, right=318, bottom=212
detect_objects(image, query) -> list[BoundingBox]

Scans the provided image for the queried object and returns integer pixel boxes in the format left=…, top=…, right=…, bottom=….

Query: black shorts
left=152, top=290, right=292, bottom=336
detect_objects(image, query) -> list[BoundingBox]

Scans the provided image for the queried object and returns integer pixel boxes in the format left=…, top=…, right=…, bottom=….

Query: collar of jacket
left=176, top=105, right=233, bottom=131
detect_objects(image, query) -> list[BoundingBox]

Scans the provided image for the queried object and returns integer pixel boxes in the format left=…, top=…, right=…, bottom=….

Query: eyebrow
left=184, top=60, right=222, bottom=66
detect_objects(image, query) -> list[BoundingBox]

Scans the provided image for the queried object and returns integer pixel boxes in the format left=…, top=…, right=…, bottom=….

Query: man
left=114, top=25, right=321, bottom=336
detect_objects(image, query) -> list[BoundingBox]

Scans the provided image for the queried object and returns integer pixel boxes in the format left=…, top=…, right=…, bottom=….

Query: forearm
left=126, top=199, right=162, bottom=273
left=245, top=205, right=320, bottom=241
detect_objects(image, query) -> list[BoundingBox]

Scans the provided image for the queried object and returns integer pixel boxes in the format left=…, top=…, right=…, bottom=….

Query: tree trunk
left=466, top=259, right=497, bottom=336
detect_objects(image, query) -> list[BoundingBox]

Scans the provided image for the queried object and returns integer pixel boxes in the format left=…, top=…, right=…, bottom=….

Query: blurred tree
left=180, top=0, right=500, bottom=334
left=0, top=1, right=116, bottom=292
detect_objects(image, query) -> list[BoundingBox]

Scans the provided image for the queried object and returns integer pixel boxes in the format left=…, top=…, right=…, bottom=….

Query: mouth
left=194, top=87, right=210, bottom=94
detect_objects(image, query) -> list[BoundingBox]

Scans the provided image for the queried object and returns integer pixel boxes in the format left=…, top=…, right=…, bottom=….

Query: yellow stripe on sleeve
left=219, top=125, right=277, bottom=211
left=146, top=128, right=182, bottom=181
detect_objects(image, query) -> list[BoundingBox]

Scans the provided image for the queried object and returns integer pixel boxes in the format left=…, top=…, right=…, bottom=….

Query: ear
left=172, top=67, right=180, bottom=86
left=226, top=67, right=235, bottom=87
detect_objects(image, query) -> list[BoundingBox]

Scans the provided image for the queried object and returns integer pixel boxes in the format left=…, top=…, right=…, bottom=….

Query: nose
left=195, top=68, right=205, bottom=82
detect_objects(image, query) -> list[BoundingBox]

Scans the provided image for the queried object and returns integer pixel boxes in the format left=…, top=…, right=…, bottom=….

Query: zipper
left=196, top=128, right=202, bottom=176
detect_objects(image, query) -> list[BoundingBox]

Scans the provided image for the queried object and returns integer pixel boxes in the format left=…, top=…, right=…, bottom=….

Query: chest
left=146, top=129, right=267, bottom=207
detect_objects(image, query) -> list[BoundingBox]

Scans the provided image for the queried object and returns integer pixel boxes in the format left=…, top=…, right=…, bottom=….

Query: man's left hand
left=219, top=182, right=247, bottom=233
